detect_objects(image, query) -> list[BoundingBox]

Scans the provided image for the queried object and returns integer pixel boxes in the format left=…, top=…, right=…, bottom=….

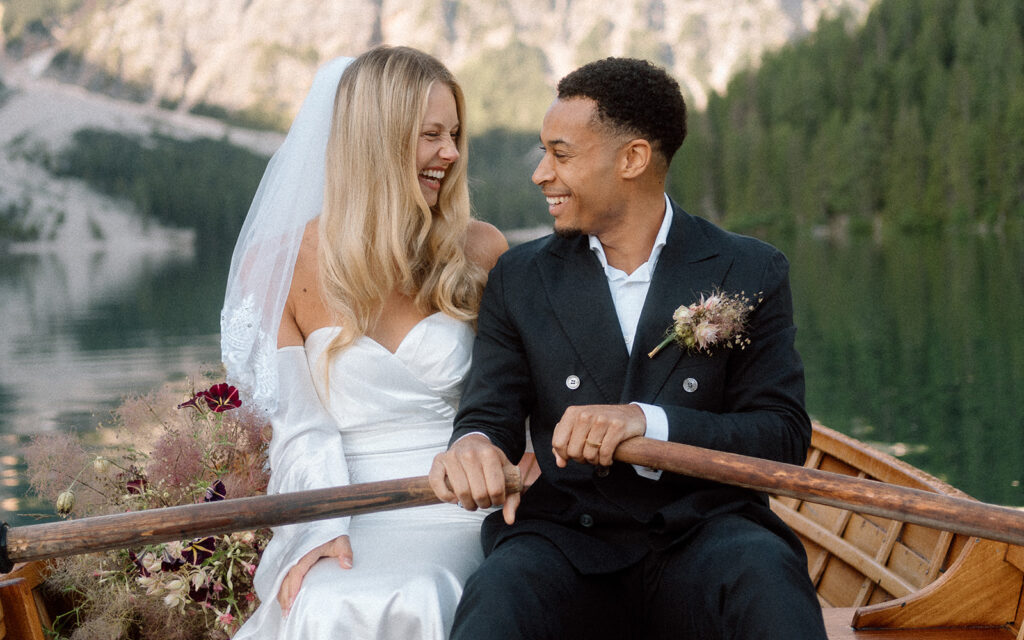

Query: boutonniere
left=647, top=290, right=762, bottom=358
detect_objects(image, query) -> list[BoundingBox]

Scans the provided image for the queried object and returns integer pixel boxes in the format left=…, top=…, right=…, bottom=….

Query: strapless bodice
left=302, top=312, right=474, bottom=482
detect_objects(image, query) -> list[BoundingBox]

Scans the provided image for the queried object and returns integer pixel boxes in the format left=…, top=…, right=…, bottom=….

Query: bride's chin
left=420, top=187, right=439, bottom=206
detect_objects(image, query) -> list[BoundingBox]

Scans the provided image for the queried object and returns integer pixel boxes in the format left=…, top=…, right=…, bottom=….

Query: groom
left=429, top=57, right=827, bottom=639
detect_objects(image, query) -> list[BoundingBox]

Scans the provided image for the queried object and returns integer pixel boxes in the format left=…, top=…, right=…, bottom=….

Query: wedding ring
left=586, top=440, right=602, bottom=447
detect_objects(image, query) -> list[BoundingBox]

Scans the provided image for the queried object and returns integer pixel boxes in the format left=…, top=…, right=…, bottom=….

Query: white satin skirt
left=234, top=504, right=484, bottom=639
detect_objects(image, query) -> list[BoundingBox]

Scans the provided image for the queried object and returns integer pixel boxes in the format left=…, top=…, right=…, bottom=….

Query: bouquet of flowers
left=648, top=290, right=761, bottom=358
left=24, top=368, right=271, bottom=640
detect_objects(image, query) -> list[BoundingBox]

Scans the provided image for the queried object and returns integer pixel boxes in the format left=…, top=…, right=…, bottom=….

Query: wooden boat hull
left=773, top=422, right=1024, bottom=638
left=3, top=422, right=1022, bottom=638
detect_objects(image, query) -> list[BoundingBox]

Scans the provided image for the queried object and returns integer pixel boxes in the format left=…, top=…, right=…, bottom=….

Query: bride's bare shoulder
left=466, top=219, right=508, bottom=273
left=295, top=218, right=321, bottom=271
left=279, top=219, right=324, bottom=348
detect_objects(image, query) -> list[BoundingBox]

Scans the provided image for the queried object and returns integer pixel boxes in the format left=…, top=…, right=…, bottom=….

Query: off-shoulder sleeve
left=252, top=346, right=351, bottom=601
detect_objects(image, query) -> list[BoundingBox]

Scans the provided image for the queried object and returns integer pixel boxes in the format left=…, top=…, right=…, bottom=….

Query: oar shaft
left=4, top=477, right=435, bottom=565
left=614, top=438, right=1024, bottom=547
left=3, top=468, right=520, bottom=565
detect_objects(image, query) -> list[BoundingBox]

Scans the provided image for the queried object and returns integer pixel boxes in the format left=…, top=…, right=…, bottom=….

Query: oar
left=613, top=437, right=1024, bottom=546
left=3, top=438, right=1024, bottom=571
left=0, top=468, right=522, bottom=571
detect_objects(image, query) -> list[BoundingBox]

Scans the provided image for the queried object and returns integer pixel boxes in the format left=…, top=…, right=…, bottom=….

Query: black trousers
left=450, top=513, right=827, bottom=640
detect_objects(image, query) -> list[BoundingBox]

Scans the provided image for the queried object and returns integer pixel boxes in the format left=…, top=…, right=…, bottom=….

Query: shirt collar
left=589, top=193, right=673, bottom=275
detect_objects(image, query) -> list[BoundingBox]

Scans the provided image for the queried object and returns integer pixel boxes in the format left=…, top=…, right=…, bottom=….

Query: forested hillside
left=669, top=0, right=1024, bottom=234
left=6, top=0, right=1020, bottom=238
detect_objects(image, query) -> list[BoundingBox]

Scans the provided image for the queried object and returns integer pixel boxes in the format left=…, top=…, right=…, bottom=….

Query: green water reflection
left=776, top=228, right=1024, bottom=506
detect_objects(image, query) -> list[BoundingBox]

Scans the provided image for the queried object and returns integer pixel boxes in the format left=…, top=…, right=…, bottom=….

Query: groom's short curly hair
left=557, top=57, right=687, bottom=166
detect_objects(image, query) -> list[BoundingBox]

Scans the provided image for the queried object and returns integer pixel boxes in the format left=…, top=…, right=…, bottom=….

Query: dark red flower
left=203, top=480, right=226, bottom=503
left=176, top=392, right=206, bottom=410
left=161, top=552, right=185, bottom=572
left=202, top=384, right=241, bottom=412
left=183, top=536, right=216, bottom=565
left=120, top=466, right=148, bottom=495
left=129, top=550, right=148, bottom=577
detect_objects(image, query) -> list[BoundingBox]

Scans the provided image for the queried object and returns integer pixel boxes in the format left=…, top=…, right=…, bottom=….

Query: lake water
left=1, top=225, right=1022, bottom=526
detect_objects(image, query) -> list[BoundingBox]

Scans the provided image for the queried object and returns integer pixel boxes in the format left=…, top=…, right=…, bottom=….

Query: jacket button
left=579, top=513, right=594, bottom=528
left=595, top=466, right=610, bottom=478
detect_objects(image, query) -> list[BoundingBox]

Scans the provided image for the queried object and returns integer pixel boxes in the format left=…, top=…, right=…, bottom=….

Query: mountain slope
left=6, top=0, right=877, bottom=129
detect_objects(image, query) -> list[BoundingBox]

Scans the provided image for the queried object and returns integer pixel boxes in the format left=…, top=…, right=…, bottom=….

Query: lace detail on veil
left=221, top=293, right=277, bottom=414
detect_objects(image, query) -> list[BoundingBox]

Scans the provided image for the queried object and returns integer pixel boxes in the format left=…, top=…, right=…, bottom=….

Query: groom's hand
left=429, top=434, right=521, bottom=525
left=552, top=404, right=646, bottom=468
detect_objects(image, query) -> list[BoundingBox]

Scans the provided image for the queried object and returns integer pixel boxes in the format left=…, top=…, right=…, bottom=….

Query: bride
left=220, top=46, right=511, bottom=638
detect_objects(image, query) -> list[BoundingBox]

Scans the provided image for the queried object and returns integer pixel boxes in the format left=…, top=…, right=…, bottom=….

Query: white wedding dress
left=233, top=312, right=487, bottom=640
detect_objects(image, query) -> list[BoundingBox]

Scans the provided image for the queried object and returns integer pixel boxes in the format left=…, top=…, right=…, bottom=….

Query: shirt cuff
left=630, top=403, right=665, bottom=480
left=453, top=431, right=492, bottom=446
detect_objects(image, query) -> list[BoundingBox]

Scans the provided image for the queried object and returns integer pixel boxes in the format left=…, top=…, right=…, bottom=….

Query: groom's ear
left=618, top=139, right=653, bottom=179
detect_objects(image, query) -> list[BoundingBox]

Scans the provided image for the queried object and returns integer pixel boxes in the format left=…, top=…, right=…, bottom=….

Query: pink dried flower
left=648, top=290, right=761, bottom=358
left=24, top=433, right=88, bottom=501
left=148, top=432, right=204, bottom=497
left=693, top=321, right=719, bottom=350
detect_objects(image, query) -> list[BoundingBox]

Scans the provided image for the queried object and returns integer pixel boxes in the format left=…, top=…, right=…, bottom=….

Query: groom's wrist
left=629, top=403, right=666, bottom=480
left=630, top=403, right=667, bottom=441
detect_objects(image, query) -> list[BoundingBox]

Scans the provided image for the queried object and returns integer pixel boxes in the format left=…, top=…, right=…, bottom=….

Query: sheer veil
left=220, top=57, right=354, bottom=415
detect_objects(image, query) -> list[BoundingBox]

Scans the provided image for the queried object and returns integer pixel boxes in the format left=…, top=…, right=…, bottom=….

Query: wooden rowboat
left=779, top=422, right=1024, bottom=639
left=2, top=421, right=1022, bottom=639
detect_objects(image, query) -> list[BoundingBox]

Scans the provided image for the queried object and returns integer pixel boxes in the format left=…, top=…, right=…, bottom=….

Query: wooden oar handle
left=504, top=464, right=523, bottom=494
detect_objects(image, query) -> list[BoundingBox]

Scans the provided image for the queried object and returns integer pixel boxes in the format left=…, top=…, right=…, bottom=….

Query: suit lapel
left=537, top=236, right=629, bottom=403
left=621, top=203, right=734, bottom=403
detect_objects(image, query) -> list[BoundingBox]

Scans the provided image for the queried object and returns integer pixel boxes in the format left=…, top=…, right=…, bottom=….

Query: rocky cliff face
left=18, top=0, right=876, bottom=129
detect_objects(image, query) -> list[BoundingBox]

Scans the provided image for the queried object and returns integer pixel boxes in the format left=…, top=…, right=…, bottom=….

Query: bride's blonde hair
left=318, top=46, right=483, bottom=362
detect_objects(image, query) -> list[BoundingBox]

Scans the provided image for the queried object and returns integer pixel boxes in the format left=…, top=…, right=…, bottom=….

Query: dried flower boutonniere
left=647, top=290, right=762, bottom=358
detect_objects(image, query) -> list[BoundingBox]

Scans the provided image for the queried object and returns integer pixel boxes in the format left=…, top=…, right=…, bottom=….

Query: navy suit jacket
left=451, top=199, right=811, bottom=573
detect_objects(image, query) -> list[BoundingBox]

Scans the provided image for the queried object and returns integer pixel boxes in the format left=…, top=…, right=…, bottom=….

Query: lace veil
left=220, top=57, right=354, bottom=415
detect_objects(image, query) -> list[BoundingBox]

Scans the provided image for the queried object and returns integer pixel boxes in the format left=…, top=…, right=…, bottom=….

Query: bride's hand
left=278, top=535, right=353, bottom=616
